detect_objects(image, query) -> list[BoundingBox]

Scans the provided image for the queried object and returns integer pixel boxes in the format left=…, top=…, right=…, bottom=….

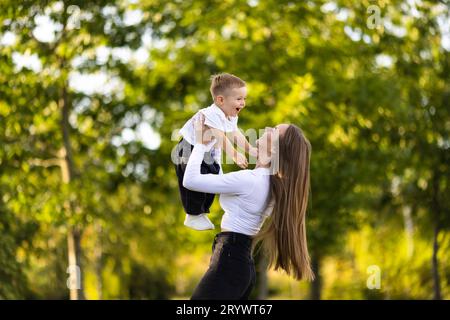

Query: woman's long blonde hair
left=253, top=124, right=314, bottom=281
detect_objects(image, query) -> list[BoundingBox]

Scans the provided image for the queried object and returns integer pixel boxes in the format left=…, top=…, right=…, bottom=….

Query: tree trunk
left=95, top=223, right=103, bottom=300
left=310, top=256, right=321, bottom=300
left=432, top=223, right=441, bottom=300
left=431, top=170, right=441, bottom=300
left=67, top=227, right=85, bottom=300
left=60, top=83, right=85, bottom=300
left=402, top=205, right=414, bottom=258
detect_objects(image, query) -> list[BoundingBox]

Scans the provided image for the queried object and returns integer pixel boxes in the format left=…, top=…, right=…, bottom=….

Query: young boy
left=174, top=73, right=257, bottom=231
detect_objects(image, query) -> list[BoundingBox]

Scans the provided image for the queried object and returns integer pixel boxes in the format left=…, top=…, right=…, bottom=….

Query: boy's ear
left=215, top=95, right=225, bottom=105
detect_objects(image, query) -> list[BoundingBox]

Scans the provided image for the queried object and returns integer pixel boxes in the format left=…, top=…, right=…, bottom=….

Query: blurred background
left=0, top=0, right=449, bottom=300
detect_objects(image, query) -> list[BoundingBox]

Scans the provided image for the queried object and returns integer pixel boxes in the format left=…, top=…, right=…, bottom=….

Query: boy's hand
left=233, top=152, right=248, bottom=169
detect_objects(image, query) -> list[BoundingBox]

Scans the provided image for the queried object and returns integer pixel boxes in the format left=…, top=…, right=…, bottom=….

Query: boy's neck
left=214, top=102, right=232, bottom=119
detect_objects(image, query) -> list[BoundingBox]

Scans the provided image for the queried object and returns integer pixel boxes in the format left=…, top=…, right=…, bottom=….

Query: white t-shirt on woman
left=183, top=143, right=273, bottom=236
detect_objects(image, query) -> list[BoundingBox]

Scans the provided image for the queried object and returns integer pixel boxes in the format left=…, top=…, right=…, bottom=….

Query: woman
left=183, top=114, right=314, bottom=300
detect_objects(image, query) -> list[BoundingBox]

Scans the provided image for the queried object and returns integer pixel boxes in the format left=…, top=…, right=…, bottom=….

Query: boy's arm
left=233, top=129, right=257, bottom=157
left=209, top=128, right=248, bottom=169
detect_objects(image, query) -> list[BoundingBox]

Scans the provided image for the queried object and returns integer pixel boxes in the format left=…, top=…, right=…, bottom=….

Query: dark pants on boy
left=174, top=139, right=221, bottom=215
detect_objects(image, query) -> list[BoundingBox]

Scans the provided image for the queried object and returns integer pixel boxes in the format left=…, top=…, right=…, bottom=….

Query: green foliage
left=0, top=0, right=448, bottom=299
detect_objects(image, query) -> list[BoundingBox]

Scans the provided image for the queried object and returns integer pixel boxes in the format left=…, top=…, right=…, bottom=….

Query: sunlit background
left=1, top=0, right=449, bottom=299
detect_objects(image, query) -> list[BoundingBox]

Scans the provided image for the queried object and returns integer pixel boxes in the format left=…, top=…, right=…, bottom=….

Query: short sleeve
left=201, top=109, right=224, bottom=130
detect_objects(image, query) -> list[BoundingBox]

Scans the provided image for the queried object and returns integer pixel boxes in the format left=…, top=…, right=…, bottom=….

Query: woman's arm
left=183, top=143, right=252, bottom=194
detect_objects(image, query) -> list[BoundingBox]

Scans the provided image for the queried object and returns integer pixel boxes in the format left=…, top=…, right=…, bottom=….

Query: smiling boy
left=174, top=73, right=257, bottom=230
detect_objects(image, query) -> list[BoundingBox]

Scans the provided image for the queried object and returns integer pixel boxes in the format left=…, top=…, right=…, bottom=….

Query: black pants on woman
left=191, top=232, right=256, bottom=300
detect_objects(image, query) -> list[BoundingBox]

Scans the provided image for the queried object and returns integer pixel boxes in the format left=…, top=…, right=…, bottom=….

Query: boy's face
left=216, top=86, right=247, bottom=118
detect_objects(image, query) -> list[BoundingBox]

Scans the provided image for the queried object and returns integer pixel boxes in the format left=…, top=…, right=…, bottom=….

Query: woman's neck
left=255, top=159, right=270, bottom=169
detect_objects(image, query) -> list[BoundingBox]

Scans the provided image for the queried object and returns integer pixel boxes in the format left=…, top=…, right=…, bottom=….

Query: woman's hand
left=194, top=113, right=214, bottom=145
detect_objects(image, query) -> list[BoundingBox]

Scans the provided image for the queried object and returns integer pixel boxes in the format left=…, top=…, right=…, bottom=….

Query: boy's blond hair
left=210, top=73, right=246, bottom=99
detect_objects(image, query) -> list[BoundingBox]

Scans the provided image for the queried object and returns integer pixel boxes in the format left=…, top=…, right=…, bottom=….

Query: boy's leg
left=174, top=140, right=210, bottom=215
left=174, top=139, right=215, bottom=230
left=200, top=152, right=221, bottom=213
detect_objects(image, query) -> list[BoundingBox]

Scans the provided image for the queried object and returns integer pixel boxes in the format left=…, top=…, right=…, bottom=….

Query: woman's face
left=256, top=124, right=289, bottom=164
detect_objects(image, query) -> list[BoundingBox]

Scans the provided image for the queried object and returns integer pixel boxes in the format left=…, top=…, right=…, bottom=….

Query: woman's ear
left=269, top=131, right=280, bottom=163
left=271, top=130, right=280, bottom=151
